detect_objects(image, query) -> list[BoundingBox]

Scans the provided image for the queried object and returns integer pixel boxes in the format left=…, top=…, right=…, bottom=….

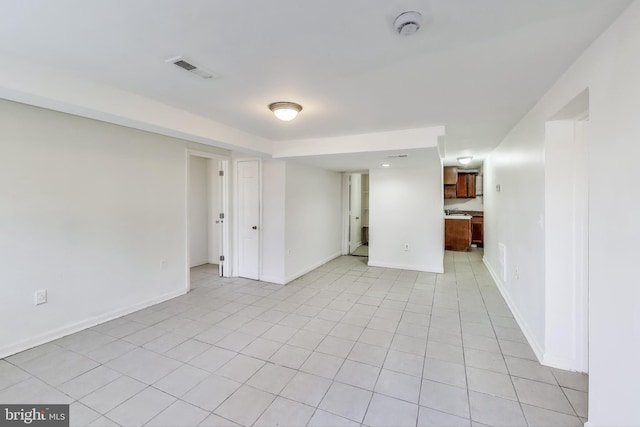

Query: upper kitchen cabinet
left=443, top=167, right=457, bottom=184
left=456, top=173, right=477, bottom=198
left=443, top=166, right=457, bottom=199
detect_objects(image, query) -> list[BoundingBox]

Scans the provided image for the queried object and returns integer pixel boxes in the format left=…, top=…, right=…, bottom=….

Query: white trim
left=367, top=260, right=444, bottom=274
left=187, top=149, right=230, bottom=161
left=483, top=256, right=545, bottom=362
left=284, top=252, right=342, bottom=284
left=259, top=275, right=286, bottom=286
left=542, top=353, right=586, bottom=372
left=341, top=173, right=351, bottom=255
left=0, top=288, right=186, bottom=359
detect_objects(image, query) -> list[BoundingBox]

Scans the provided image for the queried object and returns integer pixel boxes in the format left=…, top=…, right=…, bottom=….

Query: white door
left=237, top=160, right=260, bottom=280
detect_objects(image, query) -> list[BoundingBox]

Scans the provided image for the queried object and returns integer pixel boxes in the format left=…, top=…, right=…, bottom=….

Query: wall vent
left=166, top=56, right=218, bottom=80
left=498, top=243, right=507, bottom=282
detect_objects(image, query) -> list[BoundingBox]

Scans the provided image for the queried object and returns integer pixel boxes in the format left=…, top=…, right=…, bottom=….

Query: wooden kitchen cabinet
left=456, top=173, right=477, bottom=198
left=443, top=167, right=457, bottom=185
left=445, top=218, right=472, bottom=251
left=444, top=166, right=457, bottom=199
left=471, top=216, right=484, bottom=247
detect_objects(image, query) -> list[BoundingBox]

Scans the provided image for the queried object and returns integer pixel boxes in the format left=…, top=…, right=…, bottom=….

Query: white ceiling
left=0, top=0, right=631, bottom=167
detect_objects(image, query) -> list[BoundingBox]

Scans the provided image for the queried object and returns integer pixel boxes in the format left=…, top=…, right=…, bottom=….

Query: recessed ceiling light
left=457, top=156, right=473, bottom=165
left=268, top=102, right=303, bottom=121
left=381, top=163, right=391, bottom=168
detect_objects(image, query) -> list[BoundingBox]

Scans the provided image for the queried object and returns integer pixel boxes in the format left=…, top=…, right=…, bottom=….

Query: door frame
left=341, top=172, right=351, bottom=255
left=233, top=157, right=262, bottom=280
left=185, top=150, right=231, bottom=291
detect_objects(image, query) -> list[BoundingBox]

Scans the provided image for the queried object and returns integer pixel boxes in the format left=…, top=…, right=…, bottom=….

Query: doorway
left=187, top=151, right=229, bottom=285
left=345, top=173, right=369, bottom=257
left=544, top=89, right=590, bottom=372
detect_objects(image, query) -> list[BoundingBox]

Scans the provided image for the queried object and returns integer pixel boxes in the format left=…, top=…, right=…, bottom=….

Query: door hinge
left=219, top=255, right=225, bottom=261
left=219, top=213, right=224, bottom=219
left=219, top=170, right=224, bottom=176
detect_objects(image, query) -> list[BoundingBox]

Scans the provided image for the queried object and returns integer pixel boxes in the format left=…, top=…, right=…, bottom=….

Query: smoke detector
left=394, top=11, right=423, bottom=36
left=165, top=56, right=218, bottom=80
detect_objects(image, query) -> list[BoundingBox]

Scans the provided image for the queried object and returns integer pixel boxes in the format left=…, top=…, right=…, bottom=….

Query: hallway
left=0, top=250, right=587, bottom=426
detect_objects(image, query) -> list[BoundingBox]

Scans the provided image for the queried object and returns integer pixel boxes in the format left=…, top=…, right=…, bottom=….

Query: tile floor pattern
left=0, top=250, right=588, bottom=426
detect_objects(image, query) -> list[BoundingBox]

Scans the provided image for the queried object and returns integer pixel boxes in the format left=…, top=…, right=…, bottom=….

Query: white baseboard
left=284, top=252, right=342, bottom=284
left=543, top=353, right=587, bottom=373
left=367, top=260, right=444, bottom=274
left=483, top=256, right=544, bottom=362
left=259, top=275, right=286, bottom=285
left=190, top=260, right=208, bottom=268
left=0, top=287, right=187, bottom=359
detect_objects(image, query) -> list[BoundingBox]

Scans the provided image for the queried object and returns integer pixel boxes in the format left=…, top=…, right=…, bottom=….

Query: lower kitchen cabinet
left=471, top=216, right=484, bottom=248
left=445, top=218, right=472, bottom=251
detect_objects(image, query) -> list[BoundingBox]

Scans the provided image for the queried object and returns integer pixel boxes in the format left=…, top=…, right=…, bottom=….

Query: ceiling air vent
left=173, top=59, right=196, bottom=71
left=388, top=154, right=409, bottom=158
left=166, top=56, right=218, bottom=80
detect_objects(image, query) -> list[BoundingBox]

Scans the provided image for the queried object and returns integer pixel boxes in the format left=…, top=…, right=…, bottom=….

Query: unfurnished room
left=1, top=1, right=639, bottom=426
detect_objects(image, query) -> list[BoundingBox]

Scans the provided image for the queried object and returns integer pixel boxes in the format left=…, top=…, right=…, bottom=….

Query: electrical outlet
left=35, top=290, right=47, bottom=305
left=161, top=260, right=167, bottom=270
left=404, top=243, right=409, bottom=251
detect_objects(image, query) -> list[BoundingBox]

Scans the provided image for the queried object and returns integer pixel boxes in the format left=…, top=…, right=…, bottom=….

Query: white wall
left=261, top=159, right=286, bottom=283
left=368, top=152, right=444, bottom=273
left=484, top=2, right=640, bottom=424
left=284, top=162, right=342, bottom=282
left=443, top=196, right=484, bottom=212
left=188, top=156, right=209, bottom=267
left=0, top=98, right=228, bottom=358
left=349, top=173, right=363, bottom=252
left=483, top=130, right=546, bottom=359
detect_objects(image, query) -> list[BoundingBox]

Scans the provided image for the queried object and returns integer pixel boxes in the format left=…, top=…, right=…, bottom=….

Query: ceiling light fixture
left=268, top=102, right=303, bottom=121
left=381, top=163, right=391, bottom=168
left=457, top=156, right=473, bottom=165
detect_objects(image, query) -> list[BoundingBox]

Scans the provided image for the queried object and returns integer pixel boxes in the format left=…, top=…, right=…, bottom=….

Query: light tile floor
left=0, top=250, right=588, bottom=426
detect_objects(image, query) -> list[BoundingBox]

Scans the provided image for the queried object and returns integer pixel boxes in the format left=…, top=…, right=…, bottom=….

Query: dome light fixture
left=457, top=156, right=473, bottom=165
left=268, top=102, right=303, bottom=121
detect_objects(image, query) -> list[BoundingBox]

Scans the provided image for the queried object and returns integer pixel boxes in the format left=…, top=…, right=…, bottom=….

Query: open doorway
left=346, top=173, right=369, bottom=257
left=544, top=89, right=589, bottom=372
left=187, top=151, right=229, bottom=286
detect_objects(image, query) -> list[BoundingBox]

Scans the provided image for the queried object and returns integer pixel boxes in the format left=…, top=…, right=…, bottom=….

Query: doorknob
left=252, top=226, right=257, bottom=230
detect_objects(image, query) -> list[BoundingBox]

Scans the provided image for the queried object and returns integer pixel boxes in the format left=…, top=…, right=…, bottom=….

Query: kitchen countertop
left=445, top=210, right=484, bottom=217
